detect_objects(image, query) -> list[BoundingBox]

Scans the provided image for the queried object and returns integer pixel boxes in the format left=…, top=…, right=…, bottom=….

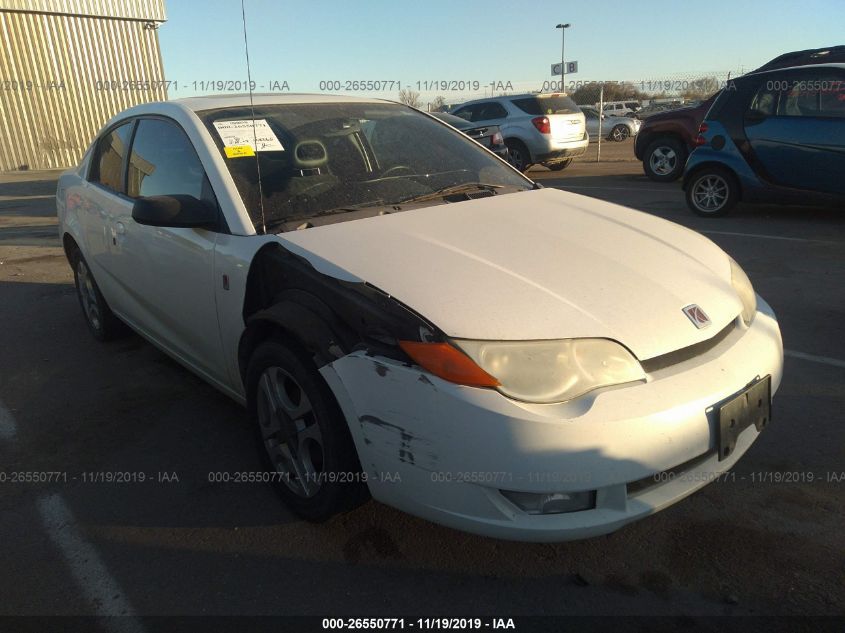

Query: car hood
left=276, top=188, right=742, bottom=360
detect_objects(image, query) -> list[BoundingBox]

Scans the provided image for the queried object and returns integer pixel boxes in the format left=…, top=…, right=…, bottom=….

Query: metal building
left=0, top=0, right=167, bottom=171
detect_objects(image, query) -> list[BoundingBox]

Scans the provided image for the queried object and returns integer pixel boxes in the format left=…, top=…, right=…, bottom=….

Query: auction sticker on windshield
left=212, top=119, right=285, bottom=152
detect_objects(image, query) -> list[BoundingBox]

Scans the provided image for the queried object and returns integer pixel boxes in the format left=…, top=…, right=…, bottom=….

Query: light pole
left=556, top=23, right=571, bottom=92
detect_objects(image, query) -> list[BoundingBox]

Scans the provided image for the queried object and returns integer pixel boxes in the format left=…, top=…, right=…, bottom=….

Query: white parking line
left=701, top=230, right=838, bottom=244
left=785, top=350, right=845, bottom=369
left=0, top=401, right=17, bottom=440
left=36, top=494, right=146, bottom=632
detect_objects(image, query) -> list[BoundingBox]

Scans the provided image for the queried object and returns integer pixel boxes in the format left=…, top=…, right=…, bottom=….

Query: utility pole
left=556, top=23, right=571, bottom=91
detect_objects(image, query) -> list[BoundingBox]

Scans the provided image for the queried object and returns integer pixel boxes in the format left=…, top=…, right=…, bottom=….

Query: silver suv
left=451, top=93, right=588, bottom=171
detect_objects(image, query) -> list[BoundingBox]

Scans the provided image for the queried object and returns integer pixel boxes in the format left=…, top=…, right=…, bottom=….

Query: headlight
left=729, top=257, right=757, bottom=326
left=454, top=338, right=645, bottom=404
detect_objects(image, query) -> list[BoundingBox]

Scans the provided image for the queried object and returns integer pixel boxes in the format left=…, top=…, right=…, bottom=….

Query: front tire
left=685, top=166, right=739, bottom=217
left=71, top=250, right=126, bottom=341
left=246, top=338, right=368, bottom=522
left=643, top=137, right=686, bottom=182
left=610, top=124, right=630, bottom=141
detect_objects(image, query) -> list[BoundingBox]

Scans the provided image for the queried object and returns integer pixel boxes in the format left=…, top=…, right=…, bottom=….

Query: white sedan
left=57, top=94, right=783, bottom=541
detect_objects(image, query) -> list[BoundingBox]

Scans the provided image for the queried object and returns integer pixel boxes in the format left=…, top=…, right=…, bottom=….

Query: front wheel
left=685, top=167, right=739, bottom=217
left=246, top=338, right=369, bottom=522
left=609, top=124, right=630, bottom=141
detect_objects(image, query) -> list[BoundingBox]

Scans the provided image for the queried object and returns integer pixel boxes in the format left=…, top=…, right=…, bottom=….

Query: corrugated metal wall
left=0, top=1, right=167, bottom=171
left=0, top=0, right=166, bottom=22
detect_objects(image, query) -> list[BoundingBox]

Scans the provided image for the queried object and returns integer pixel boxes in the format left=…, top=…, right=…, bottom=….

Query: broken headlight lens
left=729, top=257, right=757, bottom=326
left=454, top=338, right=645, bottom=404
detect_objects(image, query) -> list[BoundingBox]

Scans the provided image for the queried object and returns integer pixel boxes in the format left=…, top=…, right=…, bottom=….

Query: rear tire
left=643, top=137, right=686, bottom=182
left=70, top=249, right=126, bottom=342
left=546, top=159, right=573, bottom=171
left=246, top=338, right=369, bottom=522
left=685, top=166, right=739, bottom=217
left=505, top=139, right=532, bottom=172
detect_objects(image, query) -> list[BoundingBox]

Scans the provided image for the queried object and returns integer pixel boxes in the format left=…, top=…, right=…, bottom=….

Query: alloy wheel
left=649, top=146, right=677, bottom=176
left=76, top=259, right=101, bottom=331
left=257, top=366, right=325, bottom=498
left=691, top=174, right=729, bottom=213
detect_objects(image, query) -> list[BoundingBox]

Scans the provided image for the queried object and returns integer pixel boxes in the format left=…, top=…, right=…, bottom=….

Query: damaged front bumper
left=319, top=298, right=783, bottom=542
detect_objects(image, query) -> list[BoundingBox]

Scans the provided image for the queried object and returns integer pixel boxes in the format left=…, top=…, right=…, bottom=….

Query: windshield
left=511, top=95, right=580, bottom=115
left=198, top=102, right=531, bottom=232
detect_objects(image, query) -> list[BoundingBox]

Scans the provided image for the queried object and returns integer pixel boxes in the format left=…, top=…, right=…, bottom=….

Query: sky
left=158, top=0, right=844, bottom=103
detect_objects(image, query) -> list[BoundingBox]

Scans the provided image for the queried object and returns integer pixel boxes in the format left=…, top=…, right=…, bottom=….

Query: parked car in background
left=451, top=93, right=588, bottom=172
left=431, top=112, right=509, bottom=160
left=632, top=103, right=684, bottom=119
left=57, top=93, right=782, bottom=542
left=579, top=106, right=641, bottom=141
left=684, top=61, right=845, bottom=216
left=597, top=101, right=641, bottom=117
left=633, top=93, right=719, bottom=181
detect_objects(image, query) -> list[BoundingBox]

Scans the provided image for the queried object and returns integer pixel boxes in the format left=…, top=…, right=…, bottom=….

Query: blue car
left=683, top=57, right=845, bottom=217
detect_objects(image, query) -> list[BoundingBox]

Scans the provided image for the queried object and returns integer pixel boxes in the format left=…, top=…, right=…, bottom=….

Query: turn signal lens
left=398, top=341, right=500, bottom=387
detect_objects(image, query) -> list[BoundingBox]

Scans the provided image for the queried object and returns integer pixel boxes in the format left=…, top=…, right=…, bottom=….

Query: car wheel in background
left=505, top=139, right=532, bottom=172
left=685, top=166, right=739, bottom=217
left=71, top=250, right=126, bottom=341
left=546, top=159, right=573, bottom=171
left=643, top=138, right=686, bottom=181
left=246, top=338, right=369, bottom=522
left=610, top=124, right=630, bottom=141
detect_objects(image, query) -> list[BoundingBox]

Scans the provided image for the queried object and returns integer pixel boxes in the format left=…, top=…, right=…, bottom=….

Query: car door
left=79, top=120, right=136, bottom=311
left=744, top=68, right=845, bottom=194
left=111, top=116, right=228, bottom=382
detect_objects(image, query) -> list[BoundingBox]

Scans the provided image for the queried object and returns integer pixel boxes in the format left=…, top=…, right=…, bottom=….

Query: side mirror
left=132, top=195, right=218, bottom=229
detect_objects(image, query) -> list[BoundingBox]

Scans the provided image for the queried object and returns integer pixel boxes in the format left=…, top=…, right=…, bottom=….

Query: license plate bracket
left=717, top=376, right=771, bottom=461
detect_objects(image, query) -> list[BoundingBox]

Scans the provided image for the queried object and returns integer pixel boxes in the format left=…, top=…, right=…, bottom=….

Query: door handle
left=116, top=222, right=126, bottom=235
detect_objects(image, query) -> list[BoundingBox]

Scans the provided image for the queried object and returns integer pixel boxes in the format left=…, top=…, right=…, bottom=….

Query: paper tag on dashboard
left=213, top=119, right=284, bottom=152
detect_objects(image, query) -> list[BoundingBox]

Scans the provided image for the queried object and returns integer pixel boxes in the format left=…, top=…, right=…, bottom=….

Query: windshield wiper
left=396, top=182, right=505, bottom=205
left=263, top=200, right=387, bottom=233
left=314, top=200, right=386, bottom=218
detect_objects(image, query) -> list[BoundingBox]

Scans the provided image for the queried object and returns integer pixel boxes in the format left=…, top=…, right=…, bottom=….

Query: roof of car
left=455, top=92, right=574, bottom=108
left=172, top=93, right=391, bottom=112
left=754, top=46, right=845, bottom=72
left=744, top=61, right=845, bottom=77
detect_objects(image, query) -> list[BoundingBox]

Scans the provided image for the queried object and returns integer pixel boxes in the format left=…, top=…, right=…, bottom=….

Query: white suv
left=451, top=93, right=588, bottom=172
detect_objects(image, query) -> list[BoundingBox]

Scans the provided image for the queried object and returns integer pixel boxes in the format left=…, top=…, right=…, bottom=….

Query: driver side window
left=127, top=118, right=217, bottom=208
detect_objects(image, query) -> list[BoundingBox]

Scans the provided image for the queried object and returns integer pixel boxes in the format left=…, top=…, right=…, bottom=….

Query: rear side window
left=512, top=95, right=579, bottom=116
left=453, top=102, right=506, bottom=122
left=89, top=122, right=133, bottom=192
left=749, top=74, right=845, bottom=118
left=475, top=102, right=508, bottom=120
left=127, top=119, right=211, bottom=201
left=452, top=105, right=478, bottom=121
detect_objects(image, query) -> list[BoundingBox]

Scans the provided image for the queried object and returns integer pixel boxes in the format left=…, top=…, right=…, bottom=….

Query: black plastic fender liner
left=238, top=241, right=443, bottom=383
left=240, top=301, right=346, bottom=374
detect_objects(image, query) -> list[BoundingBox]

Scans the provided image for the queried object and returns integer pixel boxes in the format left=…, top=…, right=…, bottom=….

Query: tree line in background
left=397, top=76, right=724, bottom=111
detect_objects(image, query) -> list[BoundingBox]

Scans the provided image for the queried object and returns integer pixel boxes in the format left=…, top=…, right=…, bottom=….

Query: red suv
left=633, top=93, right=719, bottom=181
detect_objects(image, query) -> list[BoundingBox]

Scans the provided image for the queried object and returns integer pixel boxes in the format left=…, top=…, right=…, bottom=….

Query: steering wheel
left=381, top=165, right=413, bottom=177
